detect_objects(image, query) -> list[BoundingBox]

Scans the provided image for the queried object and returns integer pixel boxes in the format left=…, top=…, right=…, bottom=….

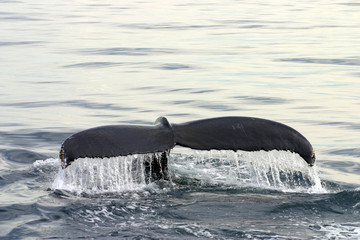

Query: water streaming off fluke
left=52, top=153, right=168, bottom=194
left=170, top=149, right=326, bottom=193
left=51, top=150, right=326, bottom=194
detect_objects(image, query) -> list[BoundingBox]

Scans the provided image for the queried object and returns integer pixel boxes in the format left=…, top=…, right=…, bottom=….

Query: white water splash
left=40, top=149, right=327, bottom=194
left=51, top=153, right=164, bottom=194
left=33, top=158, right=60, bottom=170
left=170, top=149, right=327, bottom=193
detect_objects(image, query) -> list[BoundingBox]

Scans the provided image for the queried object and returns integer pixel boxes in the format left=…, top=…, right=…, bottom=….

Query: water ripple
left=168, top=88, right=194, bottom=92
left=272, top=189, right=360, bottom=215
left=329, top=148, right=360, bottom=158
left=234, top=96, right=290, bottom=105
left=195, top=101, right=239, bottom=111
left=0, top=100, right=136, bottom=111
left=279, top=58, right=360, bottom=66
left=62, top=62, right=124, bottom=68
left=80, top=47, right=177, bottom=56
left=0, top=41, right=45, bottom=47
left=119, top=23, right=223, bottom=30
left=0, top=131, right=70, bottom=149
left=313, top=120, right=360, bottom=130
left=190, top=89, right=218, bottom=94
left=157, top=63, right=193, bottom=70
left=0, top=15, right=44, bottom=21
left=339, top=2, right=360, bottom=6
left=172, top=100, right=194, bottom=105
left=0, top=149, right=47, bottom=164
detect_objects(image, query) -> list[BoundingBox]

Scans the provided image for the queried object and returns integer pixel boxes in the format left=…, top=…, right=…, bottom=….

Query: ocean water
left=0, top=0, right=359, bottom=239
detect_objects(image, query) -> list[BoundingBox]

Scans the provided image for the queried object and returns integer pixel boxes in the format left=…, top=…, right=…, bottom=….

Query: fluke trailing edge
left=60, top=116, right=316, bottom=179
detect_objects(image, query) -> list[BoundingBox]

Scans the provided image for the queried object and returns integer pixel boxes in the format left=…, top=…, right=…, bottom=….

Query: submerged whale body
left=60, top=116, right=316, bottom=181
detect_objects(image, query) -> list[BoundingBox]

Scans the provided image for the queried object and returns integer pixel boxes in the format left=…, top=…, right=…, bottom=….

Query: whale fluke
left=60, top=117, right=175, bottom=168
left=60, top=116, right=315, bottom=180
left=172, top=117, right=315, bottom=166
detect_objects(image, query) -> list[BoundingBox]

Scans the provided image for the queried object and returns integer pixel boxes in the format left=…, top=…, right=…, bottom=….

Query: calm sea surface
left=1, top=0, right=359, bottom=239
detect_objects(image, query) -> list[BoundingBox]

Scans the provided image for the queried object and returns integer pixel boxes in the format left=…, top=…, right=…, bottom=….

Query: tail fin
left=60, top=116, right=315, bottom=169
left=172, top=117, right=315, bottom=166
left=60, top=117, right=175, bottom=168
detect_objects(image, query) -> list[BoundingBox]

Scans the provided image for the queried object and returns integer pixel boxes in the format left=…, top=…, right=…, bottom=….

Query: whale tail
left=60, top=116, right=315, bottom=180
left=171, top=117, right=315, bottom=166
left=60, top=117, right=175, bottom=168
